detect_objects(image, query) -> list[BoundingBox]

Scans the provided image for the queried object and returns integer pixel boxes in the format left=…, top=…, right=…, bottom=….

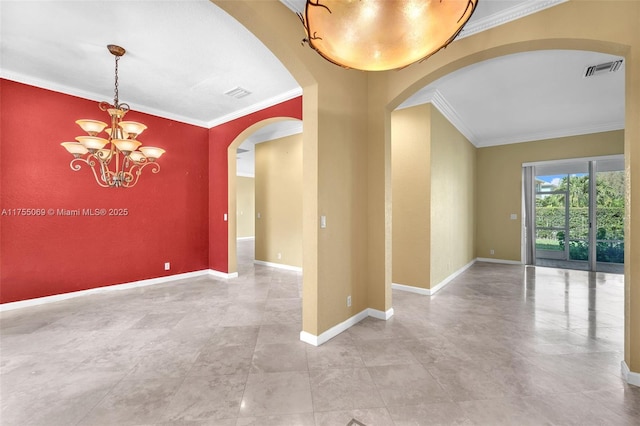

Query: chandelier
left=61, top=44, right=165, bottom=188
left=299, top=0, right=478, bottom=71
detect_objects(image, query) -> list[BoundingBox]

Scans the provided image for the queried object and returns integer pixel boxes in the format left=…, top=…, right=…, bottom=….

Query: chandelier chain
left=114, top=54, right=120, bottom=107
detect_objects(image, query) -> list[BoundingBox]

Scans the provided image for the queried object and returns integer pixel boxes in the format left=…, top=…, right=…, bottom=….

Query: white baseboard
left=368, top=307, right=395, bottom=320
left=300, top=309, right=369, bottom=346
left=476, top=257, right=522, bottom=265
left=300, top=307, right=394, bottom=346
left=254, top=260, right=302, bottom=272
left=209, top=270, right=239, bottom=279
left=622, top=361, right=640, bottom=387
left=392, top=283, right=431, bottom=295
left=1, top=269, right=236, bottom=312
left=237, top=236, right=255, bottom=241
left=432, top=259, right=476, bottom=294
left=393, top=259, right=476, bottom=296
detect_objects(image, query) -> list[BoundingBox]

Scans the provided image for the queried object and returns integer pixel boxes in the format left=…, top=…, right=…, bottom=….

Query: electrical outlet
left=347, top=295, right=352, bottom=307
left=277, top=252, right=282, bottom=260
left=490, top=249, right=495, bottom=255
left=164, top=262, right=170, bottom=271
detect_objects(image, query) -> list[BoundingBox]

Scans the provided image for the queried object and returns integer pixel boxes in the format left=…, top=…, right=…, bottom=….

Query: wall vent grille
left=584, top=59, right=623, bottom=78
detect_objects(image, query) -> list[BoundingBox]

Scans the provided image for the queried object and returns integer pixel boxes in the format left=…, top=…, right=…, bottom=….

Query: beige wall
left=215, top=1, right=373, bottom=336
left=392, top=105, right=431, bottom=289
left=236, top=176, right=255, bottom=239
left=430, top=108, right=476, bottom=285
left=255, top=134, right=303, bottom=268
left=392, top=105, right=475, bottom=289
left=476, top=130, right=624, bottom=261
left=625, top=21, right=640, bottom=375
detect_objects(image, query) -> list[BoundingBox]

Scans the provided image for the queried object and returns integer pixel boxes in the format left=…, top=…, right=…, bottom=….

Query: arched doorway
left=227, top=118, right=304, bottom=276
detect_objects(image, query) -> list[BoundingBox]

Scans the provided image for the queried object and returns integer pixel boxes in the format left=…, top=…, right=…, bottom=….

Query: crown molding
left=206, top=87, right=303, bottom=128
left=396, top=86, right=623, bottom=148
left=474, top=120, right=625, bottom=148
left=457, top=0, right=568, bottom=40
left=1, top=69, right=302, bottom=130
left=429, top=90, right=479, bottom=145
left=0, top=70, right=211, bottom=128
left=397, top=88, right=479, bottom=146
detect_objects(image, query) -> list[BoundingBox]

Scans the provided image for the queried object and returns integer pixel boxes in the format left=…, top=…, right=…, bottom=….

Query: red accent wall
left=208, top=97, right=302, bottom=272
left=0, top=79, right=302, bottom=303
left=0, top=79, right=209, bottom=303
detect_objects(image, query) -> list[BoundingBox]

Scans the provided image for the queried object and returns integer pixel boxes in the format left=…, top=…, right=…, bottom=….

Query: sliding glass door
left=525, top=156, right=624, bottom=273
left=594, top=159, right=625, bottom=272
left=534, top=176, right=568, bottom=260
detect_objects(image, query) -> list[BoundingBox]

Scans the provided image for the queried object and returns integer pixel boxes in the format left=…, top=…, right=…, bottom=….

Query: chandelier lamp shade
left=299, top=0, right=478, bottom=71
left=60, top=44, right=165, bottom=188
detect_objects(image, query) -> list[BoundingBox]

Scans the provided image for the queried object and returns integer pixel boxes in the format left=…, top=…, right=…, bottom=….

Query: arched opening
left=383, top=36, right=635, bottom=384
left=390, top=47, right=625, bottom=294
left=227, top=117, right=304, bottom=276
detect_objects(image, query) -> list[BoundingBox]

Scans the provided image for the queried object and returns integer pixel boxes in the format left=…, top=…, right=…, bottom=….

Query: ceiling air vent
left=583, top=59, right=623, bottom=78
left=225, top=86, right=252, bottom=99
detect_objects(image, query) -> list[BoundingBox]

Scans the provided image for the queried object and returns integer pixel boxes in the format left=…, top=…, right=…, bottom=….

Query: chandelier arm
left=146, top=162, right=161, bottom=175
left=138, top=161, right=160, bottom=173
left=133, top=161, right=161, bottom=180
left=99, top=101, right=115, bottom=112
left=69, top=157, right=87, bottom=172
left=69, top=157, right=110, bottom=188
left=100, top=147, right=114, bottom=164
left=99, top=160, right=114, bottom=186
left=122, top=164, right=142, bottom=188
left=116, top=170, right=131, bottom=187
left=122, top=157, right=132, bottom=182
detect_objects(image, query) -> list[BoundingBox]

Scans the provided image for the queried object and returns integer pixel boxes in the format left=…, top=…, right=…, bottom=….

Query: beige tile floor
left=1, top=240, right=639, bottom=425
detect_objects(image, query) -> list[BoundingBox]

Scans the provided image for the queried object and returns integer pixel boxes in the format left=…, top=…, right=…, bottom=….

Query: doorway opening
left=524, top=155, right=624, bottom=273
left=231, top=119, right=303, bottom=275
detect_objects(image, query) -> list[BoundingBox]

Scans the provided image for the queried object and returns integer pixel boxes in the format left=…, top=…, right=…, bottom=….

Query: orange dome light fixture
left=60, top=44, right=166, bottom=188
left=299, top=0, right=478, bottom=71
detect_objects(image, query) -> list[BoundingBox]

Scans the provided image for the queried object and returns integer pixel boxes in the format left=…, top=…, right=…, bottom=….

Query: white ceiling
left=0, top=0, right=301, bottom=128
left=398, top=49, right=625, bottom=147
left=1, top=0, right=625, bottom=176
